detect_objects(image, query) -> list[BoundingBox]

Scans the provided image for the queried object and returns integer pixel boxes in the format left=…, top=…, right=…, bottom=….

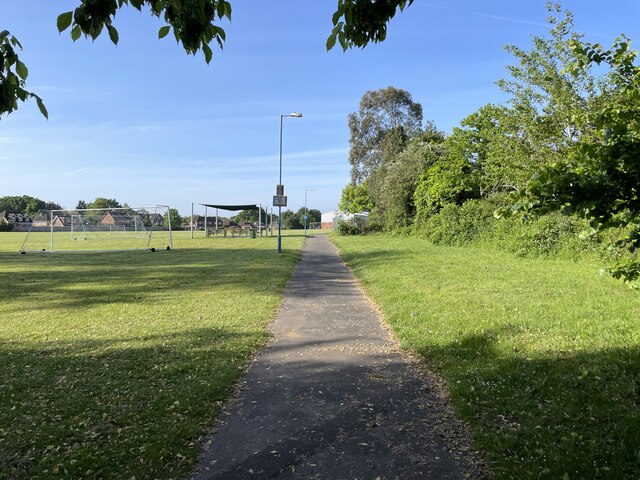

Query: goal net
left=20, top=206, right=173, bottom=253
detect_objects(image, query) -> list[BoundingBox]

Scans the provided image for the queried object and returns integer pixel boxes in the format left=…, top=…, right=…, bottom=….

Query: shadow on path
left=191, top=235, right=480, bottom=480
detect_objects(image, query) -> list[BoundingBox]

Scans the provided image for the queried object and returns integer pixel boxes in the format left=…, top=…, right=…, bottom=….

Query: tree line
left=340, top=4, right=640, bottom=283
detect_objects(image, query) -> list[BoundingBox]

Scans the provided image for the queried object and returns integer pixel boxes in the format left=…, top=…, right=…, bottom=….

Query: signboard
left=273, top=195, right=287, bottom=207
left=276, top=184, right=284, bottom=195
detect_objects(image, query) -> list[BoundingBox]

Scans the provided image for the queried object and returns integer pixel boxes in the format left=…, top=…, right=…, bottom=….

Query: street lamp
left=277, top=112, right=303, bottom=254
left=304, top=188, right=313, bottom=235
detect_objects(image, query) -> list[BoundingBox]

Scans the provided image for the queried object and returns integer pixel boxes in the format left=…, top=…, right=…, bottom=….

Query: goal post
left=20, top=205, right=173, bottom=253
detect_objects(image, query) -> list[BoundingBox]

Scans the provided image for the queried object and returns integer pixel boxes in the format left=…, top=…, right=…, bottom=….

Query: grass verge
left=332, top=234, right=640, bottom=480
left=0, top=231, right=304, bottom=479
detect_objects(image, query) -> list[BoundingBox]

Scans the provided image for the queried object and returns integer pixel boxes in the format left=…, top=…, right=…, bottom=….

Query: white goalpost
left=20, top=205, right=173, bottom=253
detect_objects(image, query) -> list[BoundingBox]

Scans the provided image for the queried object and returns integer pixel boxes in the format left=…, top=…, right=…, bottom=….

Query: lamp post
left=304, top=188, right=313, bottom=235
left=277, top=112, right=303, bottom=254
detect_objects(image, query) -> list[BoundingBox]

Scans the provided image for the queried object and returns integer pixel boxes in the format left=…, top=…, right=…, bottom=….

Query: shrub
left=336, top=218, right=382, bottom=236
left=0, top=222, right=14, bottom=232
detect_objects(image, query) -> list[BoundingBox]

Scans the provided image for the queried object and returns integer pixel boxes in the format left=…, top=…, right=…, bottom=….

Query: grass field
left=0, top=231, right=305, bottom=479
left=332, top=234, right=640, bottom=480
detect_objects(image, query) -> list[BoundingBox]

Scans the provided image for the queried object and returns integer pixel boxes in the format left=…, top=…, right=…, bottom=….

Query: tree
left=88, top=197, right=122, bottom=209
left=374, top=124, right=447, bottom=230
left=232, top=208, right=267, bottom=225
left=339, top=182, right=373, bottom=214
left=76, top=200, right=88, bottom=210
left=348, top=86, right=423, bottom=184
left=294, top=207, right=320, bottom=229
left=413, top=138, right=479, bottom=225
left=280, top=209, right=302, bottom=230
left=164, top=207, right=182, bottom=229
left=502, top=35, right=640, bottom=281
left=1, top=1, right=413, bottom=120
left=0, top=195, right=61, bottom=218
left=494, top=3, right=596, bottom=172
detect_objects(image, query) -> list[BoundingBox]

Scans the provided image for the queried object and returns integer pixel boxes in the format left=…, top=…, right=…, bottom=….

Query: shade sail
left=199, top=204, right=259, bottom=211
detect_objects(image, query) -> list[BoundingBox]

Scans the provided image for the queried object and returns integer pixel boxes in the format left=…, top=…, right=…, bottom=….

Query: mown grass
left=0, top=231, right=304, bottom=479
left=332, top=234, right=640, bottom=480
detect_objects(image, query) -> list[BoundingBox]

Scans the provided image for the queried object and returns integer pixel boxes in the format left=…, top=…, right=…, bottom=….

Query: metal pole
left=259, top=203, right=262, bottom=238
left=50, top=210, right=54, bottom=252
left=304, top=189, right=308, bottom=235
left=191, top=203, right=194, bottom=239
left=278, top=114, right=283, bottom=253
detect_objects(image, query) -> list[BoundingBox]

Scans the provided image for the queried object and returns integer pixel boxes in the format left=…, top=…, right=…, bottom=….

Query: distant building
left=321, top=210, right=369, bottom=230
left=0, top=211, right=33, bottom=231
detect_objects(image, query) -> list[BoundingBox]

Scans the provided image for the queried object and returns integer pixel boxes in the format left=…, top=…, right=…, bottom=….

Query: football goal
left=20, top=206, right=173, bottom=253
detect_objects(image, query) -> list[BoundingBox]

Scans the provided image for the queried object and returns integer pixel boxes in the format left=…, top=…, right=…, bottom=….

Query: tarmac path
left=191, top=235, right=481, bottom=480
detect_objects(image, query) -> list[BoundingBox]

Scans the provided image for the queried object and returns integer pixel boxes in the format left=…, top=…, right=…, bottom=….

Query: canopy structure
left=190, top=202, right=264, bottom=238
left=199, top=204, right=259, bottom=211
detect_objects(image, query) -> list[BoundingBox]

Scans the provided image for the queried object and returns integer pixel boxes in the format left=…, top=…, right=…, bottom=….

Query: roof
left=199, top=204, right=259, bottom=211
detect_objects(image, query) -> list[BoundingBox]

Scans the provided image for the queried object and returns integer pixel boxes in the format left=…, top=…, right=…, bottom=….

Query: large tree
left=347, top=86, right=423, bottom=184
left=1, top=0, right=413, bottom=119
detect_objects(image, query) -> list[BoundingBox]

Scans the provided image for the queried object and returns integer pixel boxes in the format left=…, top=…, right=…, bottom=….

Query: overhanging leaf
left=33, top=95, right=48, bottom=119
left=107, top=25, right=119, bottom=45
left=326, top=32, right=337, bottom=51
left=57, top=11, right=73, bottom=32
left=158, top=26, right=171, bottom=39
left=71, top=25, right=82, bottom=41
left=16, top=60, right=28, bottom=81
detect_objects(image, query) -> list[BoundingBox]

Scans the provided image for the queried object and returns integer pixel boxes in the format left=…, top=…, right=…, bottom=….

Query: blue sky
left=1, top=1, right=638, bottom=216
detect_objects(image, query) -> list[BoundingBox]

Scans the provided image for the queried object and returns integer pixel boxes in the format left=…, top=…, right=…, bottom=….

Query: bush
left=483, top=212, right=600, bottom=259
left=414, top=195, right=508, bottom=246
left=413, top=194, right=608, bottom=260
left=336, top=218, right=382, bottom=236
left=0, top=222, right=14, bottom=232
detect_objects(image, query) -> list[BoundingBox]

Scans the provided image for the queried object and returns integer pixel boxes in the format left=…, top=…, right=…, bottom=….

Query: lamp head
left=290, top=112, right=303, bottom=118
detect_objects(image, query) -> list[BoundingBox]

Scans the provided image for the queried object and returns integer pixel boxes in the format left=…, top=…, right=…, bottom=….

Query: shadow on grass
left=417, top=329, right=640, bottom=479
left=0, top=247, right=301, bottom=312
left=0, top=326, right=263, bottom=479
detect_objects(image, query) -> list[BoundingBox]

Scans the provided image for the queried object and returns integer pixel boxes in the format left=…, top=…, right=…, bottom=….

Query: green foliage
left=88, top=197, right=122, bottom=209
left=348, top=86, right=423, bottom=184
left=0, top=222, right=14, bottom=232
left=0, top=195, right=62, bottom=218
left=339, top=182, right=373, bottom=214
left=335, top=217, right=380, bottom=236
left=0, top=31, right=47, bottom=119
left=416, top=199, right=496, bottom=246
left=336, top=219, right=362, bottom=236
left=232, top=208, right=267, bottom=224
left=413, top=138, right=480, bottom=226
left=279, top=209, right=301, bottom=230
left=163, top=207, right=182, bottom=229
left=373, top=127, right=447, bottom=231
left=448, top=104, right=535, bottom=195
left=495, top=3, right=595, bottom=168
left=327, top=0, right=413, bottom=51
left=487, top=211, right=595, bottom=258
left=502, top=34, right=640, bottom=281
left=57, top=0, right=232, bottom=63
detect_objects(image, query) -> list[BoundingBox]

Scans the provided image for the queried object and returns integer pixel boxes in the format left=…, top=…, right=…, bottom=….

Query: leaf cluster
left=327, top=0, right=413, bottom=51
left=0, top=31, right=47, bottom=120
left=57, top=0, right=232, bottom=64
